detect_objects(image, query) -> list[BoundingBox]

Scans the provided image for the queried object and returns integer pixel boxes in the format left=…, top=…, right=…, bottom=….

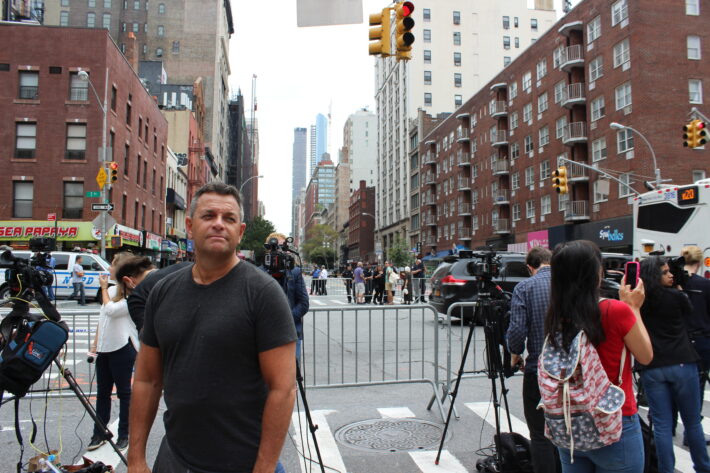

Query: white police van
left=0, top=251, right=112, bottom=302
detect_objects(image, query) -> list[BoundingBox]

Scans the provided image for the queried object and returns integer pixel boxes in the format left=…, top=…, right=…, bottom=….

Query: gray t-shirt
left=71, top=263, right=83, bottom=284
left=142, top=261, right=297, bottom=472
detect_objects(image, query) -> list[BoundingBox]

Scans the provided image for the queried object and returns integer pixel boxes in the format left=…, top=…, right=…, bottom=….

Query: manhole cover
left=335, top=418, right=445, bottom=452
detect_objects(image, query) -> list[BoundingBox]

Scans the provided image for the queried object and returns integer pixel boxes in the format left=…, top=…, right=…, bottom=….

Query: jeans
left=70, top=282, right=85, bottom=304
left=640, top=363, right=710, bottom=473
left=558, top=415, right=644, bottom=473
left=94, top=342, right=136, bottom=439
left=691, top=335, right=710, bottom=403
left=523, top=372, right=561, bottom=473
left=153, top=436, right=287, bottom=473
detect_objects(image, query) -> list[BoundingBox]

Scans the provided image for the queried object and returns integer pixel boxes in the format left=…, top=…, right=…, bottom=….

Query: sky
left=228, top=0, right=580, bottom=234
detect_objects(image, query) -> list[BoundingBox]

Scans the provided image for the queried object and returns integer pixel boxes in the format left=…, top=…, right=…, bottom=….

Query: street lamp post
left=239, top=174, right=264, bottom=194
left=78, top=69, right=109, bottom=259
left=610, top=122, right=661, bottom=188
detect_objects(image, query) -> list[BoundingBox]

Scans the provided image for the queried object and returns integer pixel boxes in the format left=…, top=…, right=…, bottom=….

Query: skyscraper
left=309, top=113, right=328, bottom=175
left=292, top=128, right=308, bottom=200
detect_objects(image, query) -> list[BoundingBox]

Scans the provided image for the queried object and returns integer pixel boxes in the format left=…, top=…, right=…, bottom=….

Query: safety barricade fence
left=0, top=308, right=100, bottom=398
left=304, top=276, right=431, bottom=299
left=301, top=304, right=446, bottom=420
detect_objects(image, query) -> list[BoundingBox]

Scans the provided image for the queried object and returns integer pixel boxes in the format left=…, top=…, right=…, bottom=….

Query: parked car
left=1, top=250, right=112, bottom=302
left=429, top=251, right=621, bottom=323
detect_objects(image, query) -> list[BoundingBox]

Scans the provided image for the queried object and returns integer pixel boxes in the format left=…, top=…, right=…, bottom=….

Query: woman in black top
left=638, top=257, right=710, bottom=473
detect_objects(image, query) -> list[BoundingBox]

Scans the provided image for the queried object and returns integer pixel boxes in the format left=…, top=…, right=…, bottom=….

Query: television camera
left=263, top=237, right=299, bottom=274
left=0, top=237, right=57, bottom=312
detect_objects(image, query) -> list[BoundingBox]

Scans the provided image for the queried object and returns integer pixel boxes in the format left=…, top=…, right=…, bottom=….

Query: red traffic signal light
left=109, top=161, right=119, bottom=183
left=395, top=2, right=415, bottom=61
left=684, top=119, right=708, bottom=148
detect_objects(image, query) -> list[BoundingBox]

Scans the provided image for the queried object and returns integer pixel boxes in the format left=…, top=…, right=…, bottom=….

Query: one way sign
left=91, top=203, right=114, bottom=212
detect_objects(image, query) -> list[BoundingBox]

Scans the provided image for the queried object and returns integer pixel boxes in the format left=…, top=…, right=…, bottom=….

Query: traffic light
left=683, top=119, right=707, bottom=148
left=109, top=161, right=119, bottom=183
left=552, top=165, right=569, bottom=194
left=394, top=1, right=415, bottom=61
left=368, top=7, right=391, bottom=57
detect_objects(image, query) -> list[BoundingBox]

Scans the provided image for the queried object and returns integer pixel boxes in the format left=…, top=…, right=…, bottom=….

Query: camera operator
left=505, top=247, right=560, bottom=473
left=263, top=232, right=310, bottom=362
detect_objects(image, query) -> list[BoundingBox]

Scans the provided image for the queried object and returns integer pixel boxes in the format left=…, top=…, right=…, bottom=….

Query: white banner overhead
left=297, top=0, right=363, bottom=27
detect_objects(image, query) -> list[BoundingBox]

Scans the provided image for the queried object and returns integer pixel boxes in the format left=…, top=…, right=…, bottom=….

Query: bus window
left=637, top=203, right=695, bottom=233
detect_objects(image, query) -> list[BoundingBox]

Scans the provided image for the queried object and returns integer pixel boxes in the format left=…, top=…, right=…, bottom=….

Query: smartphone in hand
left=624, top=261, right=640, bottom=290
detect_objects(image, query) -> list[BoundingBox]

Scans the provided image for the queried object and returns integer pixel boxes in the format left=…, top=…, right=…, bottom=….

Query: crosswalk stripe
left=332, top=300, right=347, bottom=305
left=465, top=402, right=530, bottom=438
left=310, top=300, right=326, bottom=306
left=83, top=418, right=121, bottom=468
left=291, top=410, right=347, bottom=473
left=409, top=451, right=468, bottom=473
left=377, top=407, right=416, bottom=419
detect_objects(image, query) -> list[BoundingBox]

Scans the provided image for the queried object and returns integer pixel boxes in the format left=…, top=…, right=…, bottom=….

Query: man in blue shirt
left=506, top=246, right=559, bottom=473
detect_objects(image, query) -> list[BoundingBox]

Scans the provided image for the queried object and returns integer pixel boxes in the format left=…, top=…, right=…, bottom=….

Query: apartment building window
left=68, top=72, right=89, bottom=101
left=110, top=86, right=117, bottom=111
left=503, top=16, right=510, bottom=29
left=453, top=32, right=461, bottom=45
left=424, top=50, right=431, bottom=63
left=613, top=39, right=630, bottom=68
left=524, top=135, right=534, bottom=154
left=510, top=142, right=520, bottom=159
left=619, top=174, right=633, bottom=197
left=144, top=23, right=148, bottom=32
left=63, top=182, right=84, bottom=219
left=539, top=126, right=550, bottom=147
left=526, top=200, right=536, bottom=218
left=591, top=96, right=606, bottom=121
left=423, top=29, right=431, bottom=42
left=509, top=82, right=518, bottom=99
left=123, top=145, right=130, bottom=175
left=61, top=0, right=69, bottom=5
left=592, top=137, right=607, bottom=162
left=540, top=160, right=551, bottom=180
left=104, top=0, right=111, bottom=7
left=594, top=180, right=609, bottom=203
left=60, top=11, right=69, bottom=25
left=611, top=0, right=628, bottom=26
left=617, top=129, right=634, bottom=153
left=553, top=45, right=564, bottom=68
left=523, top=103, right=532, bottom=123
left=511, top=172, right=520, bottom=190
left=692, top=169, right=706, bottom=181
left=589, top=56, right=603, bottom=81
left=536, top=58, right=547, bottom=79
left=512, top=203, right=521, bottom=221
left=453, top=73, right=462, bottom=88
left=587, top=15, right=601, bottom=42
left=510, top=111, right=519, bottom=130
left=122, top=22, right=126, bottom=31
left=558, top=192, right=569, bottom=211
left=172, top=41, right=180, bottom=53
left=157, top=25, right=164, bottom=36
left=503, top=56, right=511, bottom=67
left=514, top=17, right=519, bottom=27
left=503, top=36, right=511, bottom=49
left=615, top=82, right=632, bottom=110
left=522, top=71, right=532, bottom=91
left=102, top=13, right=111, bottom=28
left=453, top=11, right=460, bottom=25
left=515, top=37, right=520, bottom=48
left=541, top=195, right=552, bottom=215
left=142, top=204, right=146, bottom=228
left=143, top=161, right=148, bottom=188
left=138, top=117, right=143, bottom=139
left=158, top=3, right=165, bottom=14
left=134, top=0, right=140, bottom=9
left=689, top=79, right=703, bottom=104
left=13, top=182, right=33, bottom=218
left=686, top=0, right=700, bottom=15
left=66, top=124, right=87, bottom=160
left=87, top=12, right=95, bottom=27
left=553, top=80, right=565, bottom=104
left=15, top=122, right=36, bottom=159
left=18, top=71, right=39, bottom=99
left=424, top=93, right=432, bottom=106
left=538, top=92, right=548, bottom=113
left=454, top=52, right=461, bottom=66
left=424, top=70, right=431, bottom=84
left=688, top=36, right=701, bottom=59
left=121, top=43, right=125, bottom=53
left=555, top=116, right=567, bottom=139
left=156, top=48, right=163, bottom=57
left=88, top=0, right=96, bottom=7
left=132, top=22, right=139, bottom=33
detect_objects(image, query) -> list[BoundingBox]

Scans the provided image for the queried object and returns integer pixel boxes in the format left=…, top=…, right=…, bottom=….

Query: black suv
left=429, top=251, right=621, bottom=322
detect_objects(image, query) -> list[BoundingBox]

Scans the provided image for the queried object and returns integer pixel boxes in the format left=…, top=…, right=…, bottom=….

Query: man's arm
left=127, top=345, right=163, bottom=473
left=506, top=284, right=528, bottom=356
left=252, top=342, right=297, bottom=473
left=292, top=270, right=309, bottom=320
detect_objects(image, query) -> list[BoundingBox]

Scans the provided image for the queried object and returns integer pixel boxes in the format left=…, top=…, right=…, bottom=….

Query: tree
left=238, top=216, right=276, bottom=263
left=388, top=237, right=412, bottom=268
left=301, top=224, right=338, bottom=267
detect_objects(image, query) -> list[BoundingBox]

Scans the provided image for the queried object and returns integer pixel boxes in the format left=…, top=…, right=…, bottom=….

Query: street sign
left=91, top=203, right=114, bottom=212
left=92, top=213, right=116, bottom=230
left=96, top=167, right=107, bottom=189
left=86, top=191, right=101, bottom=198
left=47, top=213, right=56, bottom=222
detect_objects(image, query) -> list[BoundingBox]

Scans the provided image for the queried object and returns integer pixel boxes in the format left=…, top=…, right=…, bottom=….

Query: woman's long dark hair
left=639, top=256, right=666, bottom=303
left=115, top=255, right=154, bottom=299
left=544, top=240, right=605, bottom=349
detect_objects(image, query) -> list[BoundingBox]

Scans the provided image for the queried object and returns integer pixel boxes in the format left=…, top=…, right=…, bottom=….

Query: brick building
left=415, top=0, right=708, bottom=256
left=0, top=24, right=168, bottom=255
left=348, top=180, right=376, bottom=263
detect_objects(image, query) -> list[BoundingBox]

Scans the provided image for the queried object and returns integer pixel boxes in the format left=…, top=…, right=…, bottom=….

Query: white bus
left=633, top=178, right=710, bottom=278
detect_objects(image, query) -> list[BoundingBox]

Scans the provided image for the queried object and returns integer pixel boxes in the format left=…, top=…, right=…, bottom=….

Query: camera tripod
left=0, top=287, right=128, bottom=468
left=435, top=279, right=515, bottom=468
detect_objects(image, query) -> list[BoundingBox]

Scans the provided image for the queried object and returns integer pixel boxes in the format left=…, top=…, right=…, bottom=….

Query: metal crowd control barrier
left=302, top=304, right=446, bottom=420
left=304, top=276, right=431, bottom=298
left=0, top=308, right=100, bottom=398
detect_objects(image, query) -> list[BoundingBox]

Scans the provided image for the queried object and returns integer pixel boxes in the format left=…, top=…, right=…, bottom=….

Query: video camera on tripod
left=263, top=237, right=298, bottom=274
left=0, top=237, right=57, bottom=305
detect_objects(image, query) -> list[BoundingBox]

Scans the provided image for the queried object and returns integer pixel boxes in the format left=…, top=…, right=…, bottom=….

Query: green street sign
left=86, top=191, right=101, bottom=198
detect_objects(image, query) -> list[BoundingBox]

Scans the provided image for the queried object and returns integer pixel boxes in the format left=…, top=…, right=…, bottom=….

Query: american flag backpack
left=537, top=330, right=626, bottom=458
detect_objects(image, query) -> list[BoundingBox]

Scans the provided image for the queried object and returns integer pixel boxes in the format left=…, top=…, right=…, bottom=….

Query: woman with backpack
left=541, top=240, right=652, bottom=473
left=637, top=256, right=710, bottom=473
